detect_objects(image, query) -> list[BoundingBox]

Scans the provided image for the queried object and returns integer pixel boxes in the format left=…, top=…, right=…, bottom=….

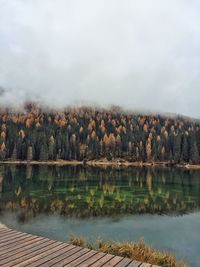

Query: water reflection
left=0, top=164, right=200, bottom=222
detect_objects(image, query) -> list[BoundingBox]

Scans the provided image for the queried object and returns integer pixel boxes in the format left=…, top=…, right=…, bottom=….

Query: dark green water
left=0, top=164, right=200, bottom=266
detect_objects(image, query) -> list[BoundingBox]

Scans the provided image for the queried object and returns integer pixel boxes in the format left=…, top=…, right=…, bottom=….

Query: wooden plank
left=0, top=231, right=27, bottom=242
left=12, top=243, right=68, bottom=267
left=0, top=231, right=29, bottom=243
left=0, top=233, right=33, bottom=248
left=88, top=254, right=115, bottom=267
left=0, top=231, right=20, bottom=240
left=0, top=235, right=41, bottom=254
left=27, top=244, right=74, bottom=267
left=0, top=231, right=30, bottom=243
left=127, top=261, right=142, bottom=267
left=140, top=264, right=151, bottom=267
left=0, top=231, right=17, bottom=240
left=0, top=236, right=40, bottom=257
left=0, top=228, right=22, bottom=236
left=0, top=240, right=60, bottom=266
left=78, top=252, right=106, bottom=267
left=102, top=255, right=124, bottom=266
left=40, top=246, right=83, bottom=267
left=0, top=238, right=56, bottom=262
left=0, top=227, right=9, bottom=232
left=0, top=239, right=52, bottom=263
left=0, top=228, right=17, bottom=234
left=0, top=237, right=47, bottom=259
left=52, top=248, right=90, bottom=267
left=114, top=258, right=133, bottom=267
left=0, top=236, right=33, bottom=251
left=64, top=249, right=98, bottom=266
left=0, top=228, right=13, bottom=235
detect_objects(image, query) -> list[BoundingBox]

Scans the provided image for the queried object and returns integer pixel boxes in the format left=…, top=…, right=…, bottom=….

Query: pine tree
left=181, top=134, right=189, bottom=162
left=27, top=145, right=33, bottom=161
left=128, top=141, right=132, bottom=159
left=196, top=126, right=200, bottom=155
left=146, top=138, right=152, bottom=161
left=190, top=141, right=199, bottom=164
left=48, top=136, right=55, bottom=160
left=116, top=134, right=121, bottom=157
left=11, top=145, right=17, bottom=160
left=39, top=144, right=48, bottom=161
left=0, top=142, right=6, bottom=160
left=173, top=132, right=182, bottom=163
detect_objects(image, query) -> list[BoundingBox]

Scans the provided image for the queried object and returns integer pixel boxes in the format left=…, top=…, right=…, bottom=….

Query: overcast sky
left=0, top=0, right=200, bottom=117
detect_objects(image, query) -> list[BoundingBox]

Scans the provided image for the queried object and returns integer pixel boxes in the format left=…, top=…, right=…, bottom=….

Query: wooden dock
left=0, top=225, right=160, bottom=267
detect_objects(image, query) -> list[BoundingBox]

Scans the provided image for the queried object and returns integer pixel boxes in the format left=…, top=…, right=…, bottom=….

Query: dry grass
left=69, top=236, right=189, bottom=267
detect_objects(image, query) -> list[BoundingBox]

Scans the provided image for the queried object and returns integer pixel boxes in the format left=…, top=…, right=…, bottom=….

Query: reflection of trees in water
left=0, top=165, right=200, bottom=222
left=26, top=165, right=32, bottom=180
left=146, top=170, right=152, bottom=192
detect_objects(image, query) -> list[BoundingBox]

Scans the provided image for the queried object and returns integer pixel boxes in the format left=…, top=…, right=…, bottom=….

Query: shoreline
left=0, top=159, right=200, bottom=169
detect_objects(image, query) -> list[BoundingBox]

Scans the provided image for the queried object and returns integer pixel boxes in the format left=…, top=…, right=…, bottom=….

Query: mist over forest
left=0, top=0, right=200, bottom=118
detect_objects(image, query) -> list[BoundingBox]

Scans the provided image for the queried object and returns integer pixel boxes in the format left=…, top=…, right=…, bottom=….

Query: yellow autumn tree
left=146, top=138, right=152, bottom=161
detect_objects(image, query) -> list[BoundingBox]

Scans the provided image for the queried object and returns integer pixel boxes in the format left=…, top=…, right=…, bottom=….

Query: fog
left=0, top=0, right=200, bottom=117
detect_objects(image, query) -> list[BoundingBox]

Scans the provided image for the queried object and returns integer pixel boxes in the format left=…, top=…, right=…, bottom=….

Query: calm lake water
left=0, top=164, right=200, bottom=266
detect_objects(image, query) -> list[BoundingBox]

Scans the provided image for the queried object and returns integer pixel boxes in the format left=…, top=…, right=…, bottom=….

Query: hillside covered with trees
left=0, top=104, right=199, bottom=164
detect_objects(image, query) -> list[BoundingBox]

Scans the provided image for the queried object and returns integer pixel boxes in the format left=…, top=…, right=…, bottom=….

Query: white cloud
left=0, top=0, right=200, bottom=117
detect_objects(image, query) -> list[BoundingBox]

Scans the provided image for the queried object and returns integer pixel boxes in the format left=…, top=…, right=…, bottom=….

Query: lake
left=0, top=164, right=200, bottom=266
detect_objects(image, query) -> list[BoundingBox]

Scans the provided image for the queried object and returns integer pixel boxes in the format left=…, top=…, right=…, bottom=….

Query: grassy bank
left=70, top=236, right=188, bottom=267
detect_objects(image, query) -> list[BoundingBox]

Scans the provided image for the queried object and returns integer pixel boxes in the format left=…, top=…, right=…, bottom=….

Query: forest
left=0, top=103, right=199, bottom=164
